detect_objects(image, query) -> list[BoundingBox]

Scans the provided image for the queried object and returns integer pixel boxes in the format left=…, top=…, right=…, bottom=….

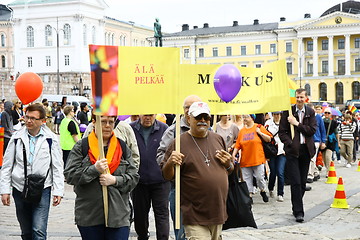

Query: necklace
left=190, top=133, right=210, bottom=166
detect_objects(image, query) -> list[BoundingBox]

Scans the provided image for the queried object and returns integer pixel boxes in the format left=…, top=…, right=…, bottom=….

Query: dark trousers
left=286, top=145, right=311, bottom=217
left=132, top=181, right=170, bottom=240
left=62, top=150, right=70, bottom=168
left=77, top=225, right=130, bottom=240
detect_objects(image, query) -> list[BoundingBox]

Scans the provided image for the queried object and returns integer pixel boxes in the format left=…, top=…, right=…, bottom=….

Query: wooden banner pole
left=95, top=115, right=109, bottom=227
left=175, top=114, right=181, bottom=229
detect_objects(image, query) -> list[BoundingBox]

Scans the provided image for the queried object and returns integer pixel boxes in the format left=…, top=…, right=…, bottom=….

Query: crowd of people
left=0, top=91, right=359, bottom=239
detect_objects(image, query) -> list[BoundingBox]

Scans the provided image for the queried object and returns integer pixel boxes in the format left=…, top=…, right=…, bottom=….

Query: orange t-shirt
left=234, top=124, right=272, bottom=168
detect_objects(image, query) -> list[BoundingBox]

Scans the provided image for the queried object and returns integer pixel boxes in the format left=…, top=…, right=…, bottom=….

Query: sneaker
left=306, top=178, right=313, bottom=183
left=269, top=191, right=274, bottom=198
left=317, top=165, right=323, bottom=171
left=337, top=160, right=342, bottom=164
left=277, top=195, right=284, bottom=202
left=260, top=191, right=269, bottom=202
left=313, top=175, right=320, bottom=181
left=346, top=163, right=351, bottom=168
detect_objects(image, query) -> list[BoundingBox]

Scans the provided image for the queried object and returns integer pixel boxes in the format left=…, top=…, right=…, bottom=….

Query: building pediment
left=296, top=12, right=360, bottom=30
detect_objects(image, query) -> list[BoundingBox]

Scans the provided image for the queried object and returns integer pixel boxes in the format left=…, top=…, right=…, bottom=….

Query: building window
left=184, top=49, right=190, bottom=58
left=335, top=82, right=344, bottom=104
left=83, top=24, right=87, bottom=46
left=286, top=62, right=293, bottom=74
left=255, top=45, right=261, bottom=55
left=338, top=39, right=345, bottom=49
left=27, top=26, right=34, bottom=47
left=322, top=60, right=328, bottom=73
left=322, top=40, right=328, bottom=50
left=355, top=38, right=360, bottom=48
left=356, top=59, right=360, bottom=72
left=319, top=83, right=327, bottom=101
left=46, top=56, right=51, bottom=66
left=45, top=25, right=52, bottom=46
left=1, top=55, right=5, bottom=68
left=240, top=64, right=247, bottom=67
left=213, top=47, right=218, bottom=57
left=270, top=44, right=276, bottom=54
left=286, top=42, right=292, bottom=52
left=64, top=55, right=69, bottom=66
left=112, top=33, right=115, bottom=46
left=307, top=41, right=313, bottom=51
left=307, top=62, right=313, bottom=74
left=64, top=24, right=71, bottom=45
left=28, top=57, right=33, bottom=67
left=226, top=46, right=232, bottom=56
left=92, top=26, right=96, bottom=44
left=305, top=84, right=311, bottom=96
left=241, top=46, right=246, bottom=55
left=352, top=81, right=360, bottom=99
left=199, top=48, right=204, bottom=58
left=0, top=34, right=5, bottom=47
left=338, top=59, right=345, bottom=75
left=255, top=64, right=261, bottom=68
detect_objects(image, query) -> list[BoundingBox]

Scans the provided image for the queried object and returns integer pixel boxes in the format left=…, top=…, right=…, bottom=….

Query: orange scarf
left=88, top=131, right=122, bottom=174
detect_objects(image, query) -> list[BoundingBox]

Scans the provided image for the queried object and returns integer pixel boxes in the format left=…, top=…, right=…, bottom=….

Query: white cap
left=189, top=101, right=210, bottom=117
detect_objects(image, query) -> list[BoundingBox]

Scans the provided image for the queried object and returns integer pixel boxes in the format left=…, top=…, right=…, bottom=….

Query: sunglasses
left=324, top=112, right=331, bottom=114
left=194, top=114, right=211, bottom=121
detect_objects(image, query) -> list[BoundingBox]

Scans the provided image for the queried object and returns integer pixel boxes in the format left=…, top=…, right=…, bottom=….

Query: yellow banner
left=89, top=46, right=292, bottom=115
left=117, top=46, right=180, bottom=114
left=179, top=60, right=291, bottom=114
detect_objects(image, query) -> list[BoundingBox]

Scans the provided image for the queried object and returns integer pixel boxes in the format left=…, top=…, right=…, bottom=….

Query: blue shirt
left=313, top=114, right=326, bottom=143
left=27, top=128, right=45, bottom=164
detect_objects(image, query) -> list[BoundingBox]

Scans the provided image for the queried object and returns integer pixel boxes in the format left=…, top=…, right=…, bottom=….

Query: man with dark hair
left=279, top=89, right=317, bottom=223
left=0, top=103, right=64, bottom=238
left=77, top=102, right=89, bottom=134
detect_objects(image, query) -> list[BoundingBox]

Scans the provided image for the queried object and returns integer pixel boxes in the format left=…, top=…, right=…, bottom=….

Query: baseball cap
left=189, top=102, right=210, bottom=117
left=273, top=111, right=282, bottom=114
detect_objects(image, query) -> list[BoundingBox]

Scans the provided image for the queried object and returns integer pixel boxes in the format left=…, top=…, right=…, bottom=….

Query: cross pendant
left=205, top=158, right=210, bottom=166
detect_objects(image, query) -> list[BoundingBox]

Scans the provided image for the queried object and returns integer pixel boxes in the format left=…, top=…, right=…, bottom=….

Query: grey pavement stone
left=1, top=158, right=360, bottom=239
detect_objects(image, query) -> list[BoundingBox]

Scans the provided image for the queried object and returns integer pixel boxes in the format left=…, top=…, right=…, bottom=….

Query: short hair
left=42, top=98, right=48, bottom=103
left=26, top=103, right=46, bottom=119
left=307, top=103, right=314, bottom=108
left=63, top=105, right=74, bottom=116
left=91, top=113, right=116, bottom=122
left=315, top=105, right=322, bottom=109
left=296, top=88, right=307, bottom=96
left=344, top=113, right=352, bottom=120
left=80, top=102, right=87, bottom=111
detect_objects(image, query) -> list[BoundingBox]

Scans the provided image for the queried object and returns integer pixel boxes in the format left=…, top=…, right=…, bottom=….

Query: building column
left=312, top=37, right=318, bottom=77
left=328, top=36, right=334, bottom=76
left=297, top=37, right=303, bottom=79
left=345, top=34, right=351, bottom=75
left=190, top=45, right=196, bottom=64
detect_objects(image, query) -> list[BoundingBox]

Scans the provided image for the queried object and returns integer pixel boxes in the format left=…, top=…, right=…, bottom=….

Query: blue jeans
left=268, top=154, right=286, bottom=196
left=169, top=187, right=185, bottom=240
left=77, top=225, right=130, bottom=240
left=13, top=187, right=51, bottom=240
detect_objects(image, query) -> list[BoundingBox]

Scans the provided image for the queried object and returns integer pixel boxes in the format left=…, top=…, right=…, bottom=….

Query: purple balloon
left=213, top=65, right=242, bottom=102
left=117, top=115, right=131, bottom=121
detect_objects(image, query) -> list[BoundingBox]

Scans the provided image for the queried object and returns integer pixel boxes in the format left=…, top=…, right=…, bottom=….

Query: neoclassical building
left=0, top=0, right=153, bottom=100
left=160, top=1, right=360, bottom=106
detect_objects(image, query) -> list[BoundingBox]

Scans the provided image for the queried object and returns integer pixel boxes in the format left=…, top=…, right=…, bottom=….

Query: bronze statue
left=154, top=18, right=162, bottom=47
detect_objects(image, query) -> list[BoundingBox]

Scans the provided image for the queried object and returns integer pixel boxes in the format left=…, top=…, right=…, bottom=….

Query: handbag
left=20, top=139, right=52, bottom=204
left=257, top=124, right=278, bottom=159
left=223, top=164, right=257, bottom=230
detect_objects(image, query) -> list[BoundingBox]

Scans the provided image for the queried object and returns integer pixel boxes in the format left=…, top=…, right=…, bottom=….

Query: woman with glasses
left=11, top=99, right=24, bottom=131
left=322, top=108, right=340, bottom=173
left=60, top=105, right=79, bottom=167
left=64, top=115, right=139, bottom=239
left=232, top=114, right=272, bottom=203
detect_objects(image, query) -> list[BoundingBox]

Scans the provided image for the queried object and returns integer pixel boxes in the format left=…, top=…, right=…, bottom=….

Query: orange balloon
left=15, top=72, right=43, bottom=104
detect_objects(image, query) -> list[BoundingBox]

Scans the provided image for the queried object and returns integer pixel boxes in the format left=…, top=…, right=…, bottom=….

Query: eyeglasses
left=100, top=120, right=115, bottom=126
left=24, top=116, right=42, bottom=122
left=194, top=114, right=211, bottom=121
left=324, top=112, right=331, bottom=114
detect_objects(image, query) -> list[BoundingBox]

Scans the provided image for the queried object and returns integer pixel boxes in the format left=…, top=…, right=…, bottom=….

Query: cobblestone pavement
left=1, top=159, right=360, bottom=240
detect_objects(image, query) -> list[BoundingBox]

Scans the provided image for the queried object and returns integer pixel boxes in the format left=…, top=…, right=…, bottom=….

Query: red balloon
left=15, top=72, right=43, bottom=104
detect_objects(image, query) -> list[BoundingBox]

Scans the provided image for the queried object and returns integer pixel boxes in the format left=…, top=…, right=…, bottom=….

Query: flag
left=288, top=78, right=298, bottom=104
left=348, top=105, right=359, bottom=113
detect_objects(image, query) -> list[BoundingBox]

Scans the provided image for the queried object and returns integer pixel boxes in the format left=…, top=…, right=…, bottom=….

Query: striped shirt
left=338, top=121, right=356, bottom=140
